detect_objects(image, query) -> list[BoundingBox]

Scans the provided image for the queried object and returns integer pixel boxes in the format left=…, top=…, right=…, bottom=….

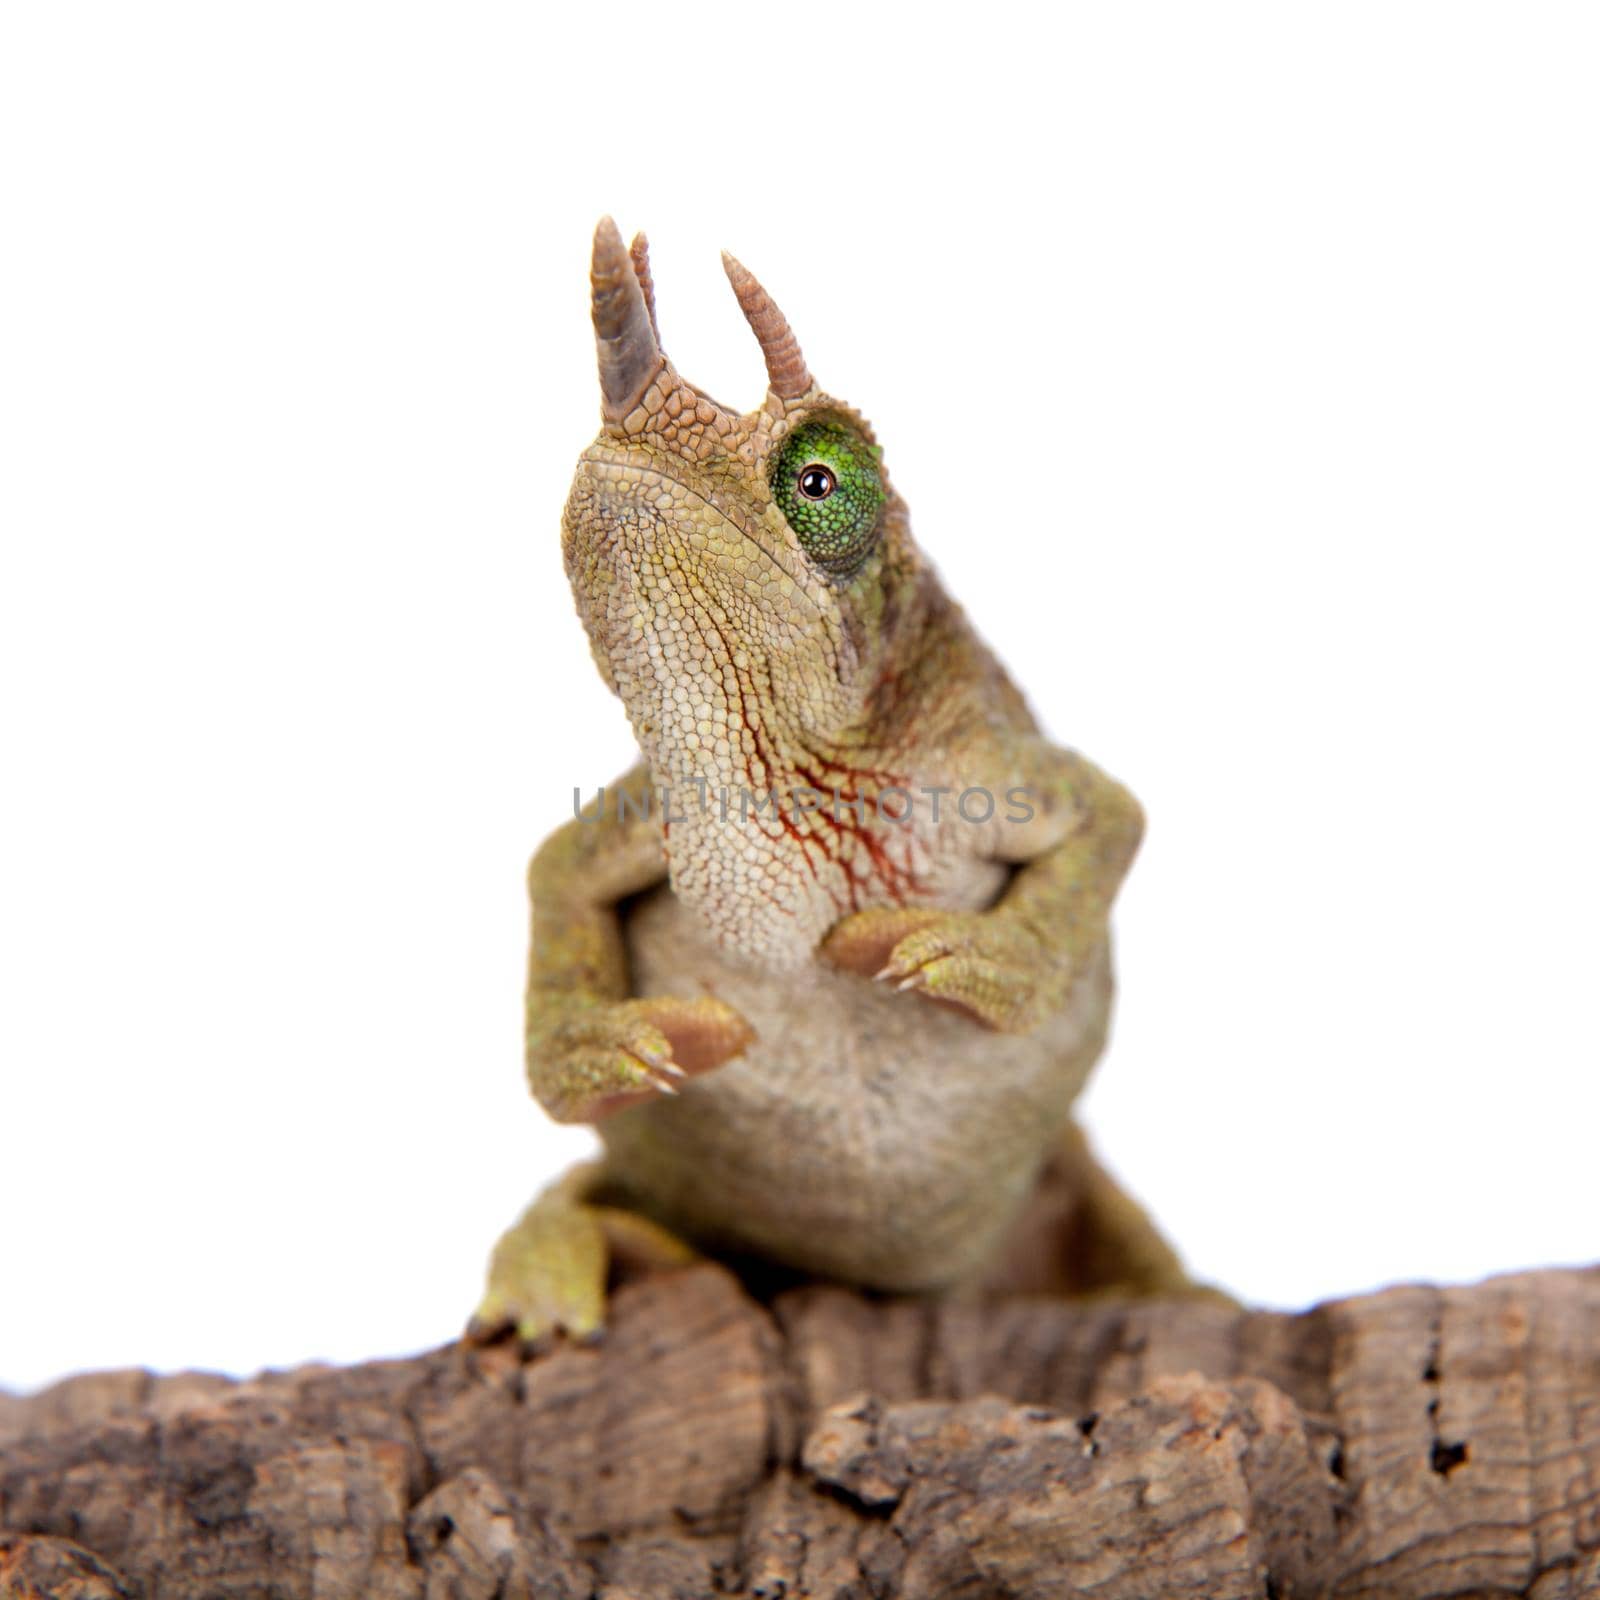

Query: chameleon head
left=561, top=218, right=931, bottom=961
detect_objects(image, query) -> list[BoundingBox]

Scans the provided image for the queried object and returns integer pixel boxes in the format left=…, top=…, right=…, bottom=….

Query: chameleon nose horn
left=721, top=250, right=812, bottom=400
left=590, top=216, right=664, bottom=421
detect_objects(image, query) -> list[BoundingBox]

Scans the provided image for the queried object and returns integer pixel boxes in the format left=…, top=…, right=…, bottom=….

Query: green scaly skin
left=469, top=219, right=1188, bottom=1346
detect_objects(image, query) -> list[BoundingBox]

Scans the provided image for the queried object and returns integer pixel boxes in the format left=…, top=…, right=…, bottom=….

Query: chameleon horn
left=629, top=231, right=661, bottom=342
left=721, top=250, right=812, bottom=400
left=591, top=216, right=664, bottom=420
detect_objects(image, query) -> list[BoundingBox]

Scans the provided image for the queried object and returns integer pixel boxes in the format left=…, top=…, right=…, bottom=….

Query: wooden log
left=3, top=1261, right=1598, bottom=1598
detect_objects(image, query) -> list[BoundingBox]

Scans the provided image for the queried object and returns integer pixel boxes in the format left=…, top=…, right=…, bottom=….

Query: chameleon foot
left=469, top=1186, right=608, bottom=1347
left=527, top=993, right=755, bottom=1123
left=825, top=906, right=1071, bottom=1033
left=467, top=1168, right=700, bottom=1347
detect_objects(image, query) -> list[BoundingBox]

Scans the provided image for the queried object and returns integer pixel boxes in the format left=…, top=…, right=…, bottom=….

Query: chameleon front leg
left=525, top=762, right=755, bottom=1122
left=824, top=741, right=1144, bottom=1032
left=470, top=763, right=753, bottom=1344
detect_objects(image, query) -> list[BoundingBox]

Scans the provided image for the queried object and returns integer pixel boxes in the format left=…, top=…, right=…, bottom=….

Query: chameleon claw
left=634, top=1045, right=687, bottom=1090
left=619, top=1047, right=684, bottom=1097
left=873, top=964, right=900, bottom=983
left=642, top=1065, right=681, bottom=1095
left=896, top=973, right=926, bottom=992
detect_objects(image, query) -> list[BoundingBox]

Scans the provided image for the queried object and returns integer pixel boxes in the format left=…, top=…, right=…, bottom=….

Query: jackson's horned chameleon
left=469, top=219, right=1188, bottom=1343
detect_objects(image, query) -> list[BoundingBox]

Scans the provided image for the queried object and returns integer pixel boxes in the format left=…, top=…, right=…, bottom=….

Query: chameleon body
left=472, top=220, right=1185, bottom=1342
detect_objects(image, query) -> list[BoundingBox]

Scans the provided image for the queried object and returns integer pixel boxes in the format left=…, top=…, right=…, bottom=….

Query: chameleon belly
left=599, top=883, right=1114, bottom=1292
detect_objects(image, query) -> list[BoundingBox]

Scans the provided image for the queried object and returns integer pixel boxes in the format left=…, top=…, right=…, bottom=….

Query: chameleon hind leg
left=981, top=1121, right=1199, bottom=1299
left=468, top=1162, right=698, bottom=1346
left=1053, top=1122, right=1197, bottom=1296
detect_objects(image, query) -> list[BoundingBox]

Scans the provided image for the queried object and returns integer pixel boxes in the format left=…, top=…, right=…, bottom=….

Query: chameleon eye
left=798, top=464, right=835, bottom=501
left=770, top=418, right=886, bottom=576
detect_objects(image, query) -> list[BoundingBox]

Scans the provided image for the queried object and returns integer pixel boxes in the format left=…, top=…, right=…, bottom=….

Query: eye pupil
left=797, top=465, right=835, bottom=500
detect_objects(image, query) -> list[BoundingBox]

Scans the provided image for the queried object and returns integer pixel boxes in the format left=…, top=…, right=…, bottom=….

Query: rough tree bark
left=2, top=1257, right=1597, bottom=1599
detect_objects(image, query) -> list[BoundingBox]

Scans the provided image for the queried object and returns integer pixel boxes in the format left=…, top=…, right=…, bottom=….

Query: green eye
left=770, top=418, right=885, bottom=575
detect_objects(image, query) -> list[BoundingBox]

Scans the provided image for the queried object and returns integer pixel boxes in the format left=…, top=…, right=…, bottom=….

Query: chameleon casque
left=471, top=218, right=1189, bottom=1344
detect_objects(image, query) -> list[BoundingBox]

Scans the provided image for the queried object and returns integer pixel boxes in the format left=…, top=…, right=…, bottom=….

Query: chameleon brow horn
left=721, top=250, right=812, bottom=399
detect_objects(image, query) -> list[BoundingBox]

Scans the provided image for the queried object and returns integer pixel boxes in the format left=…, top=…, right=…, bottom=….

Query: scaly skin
left=470, top=219, right=1186, bottom=1344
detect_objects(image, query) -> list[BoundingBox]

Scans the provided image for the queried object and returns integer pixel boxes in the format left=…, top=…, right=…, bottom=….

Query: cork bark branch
left=3, top=1260, right=1598, bottom=1599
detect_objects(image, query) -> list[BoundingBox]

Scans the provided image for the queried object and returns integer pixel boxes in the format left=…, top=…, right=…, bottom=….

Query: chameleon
left=469, top=218, right=1189, bottom=1344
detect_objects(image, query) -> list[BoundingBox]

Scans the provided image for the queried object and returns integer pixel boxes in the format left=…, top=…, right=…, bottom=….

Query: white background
left=2, top=5, right=1596, bottom=1394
